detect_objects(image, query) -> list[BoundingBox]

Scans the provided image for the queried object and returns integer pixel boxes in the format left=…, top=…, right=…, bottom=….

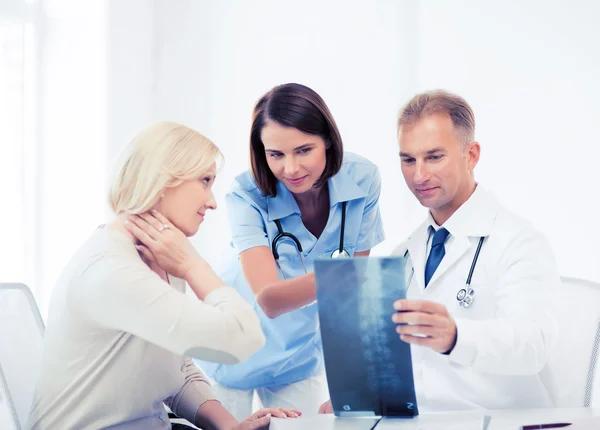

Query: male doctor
left=391, top=89, right=559, bottom=411
left=319, top=90, right=559, bottom=413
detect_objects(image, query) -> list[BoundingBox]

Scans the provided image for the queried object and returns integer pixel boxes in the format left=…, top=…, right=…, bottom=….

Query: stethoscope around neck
left=405, top=232, right=486, bottom=308
left=271, top=201, right=349, bottom=279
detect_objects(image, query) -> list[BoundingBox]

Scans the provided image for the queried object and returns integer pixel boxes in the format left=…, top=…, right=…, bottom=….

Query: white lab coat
left=393, top=186, right=559, bottom=412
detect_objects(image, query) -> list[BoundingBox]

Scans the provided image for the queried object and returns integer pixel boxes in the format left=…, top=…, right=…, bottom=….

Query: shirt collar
left=327, top=167, right=368, bottom=207
left=428, top=184, right=499, bottom=238
left=426, top=214, right=442, bottom=230
left=266, top=181, right=301, bottom=222
left=266, top=167, right=368, bottom=221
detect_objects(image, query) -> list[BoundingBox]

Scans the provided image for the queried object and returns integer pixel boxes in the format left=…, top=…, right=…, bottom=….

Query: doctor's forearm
left=256, top=272, right=316, bottom=318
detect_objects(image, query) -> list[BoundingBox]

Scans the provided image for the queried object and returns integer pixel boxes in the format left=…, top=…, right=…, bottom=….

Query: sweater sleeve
left=71, top=255, right=265, bottom=364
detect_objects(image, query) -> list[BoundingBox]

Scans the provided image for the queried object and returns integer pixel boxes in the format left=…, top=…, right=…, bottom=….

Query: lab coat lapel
left=427, top=186, right=499, bottom=287
left=405, top=221, right=429, bottom=293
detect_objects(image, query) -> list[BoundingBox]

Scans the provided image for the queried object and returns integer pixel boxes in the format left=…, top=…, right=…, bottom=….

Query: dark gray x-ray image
left=315, top=256, right=418, bottom=417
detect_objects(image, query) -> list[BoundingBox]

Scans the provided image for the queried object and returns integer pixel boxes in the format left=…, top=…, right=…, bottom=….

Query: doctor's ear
left=467, top=141, right=480, bottom=170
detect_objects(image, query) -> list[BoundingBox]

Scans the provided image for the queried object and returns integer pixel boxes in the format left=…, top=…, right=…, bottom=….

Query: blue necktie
left=424, top=227, right=450, bottom=287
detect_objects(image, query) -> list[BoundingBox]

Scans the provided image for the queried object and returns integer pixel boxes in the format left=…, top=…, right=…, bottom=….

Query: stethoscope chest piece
left=456, top=287, right=475, bottom=308
left=405, top=235, right=486, bottom=310
left=331, top=249, right=350, bottom=258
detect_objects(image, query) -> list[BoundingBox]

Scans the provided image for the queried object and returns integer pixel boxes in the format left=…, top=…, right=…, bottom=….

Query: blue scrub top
left=197, top=152, right=385, bottom=390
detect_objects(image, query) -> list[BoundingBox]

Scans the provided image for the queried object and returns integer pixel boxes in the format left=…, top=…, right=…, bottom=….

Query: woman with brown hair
left=194, top=83, right=385, bottom=418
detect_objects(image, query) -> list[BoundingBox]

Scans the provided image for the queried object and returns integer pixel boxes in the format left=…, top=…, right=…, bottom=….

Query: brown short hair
left=249, top=83, right=344, bottom=197
left=397, top=90, right=475, bottom=144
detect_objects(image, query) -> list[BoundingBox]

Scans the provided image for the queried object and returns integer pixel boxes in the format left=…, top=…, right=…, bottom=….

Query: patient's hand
left=318, top=399, right=333, bottom=414
left=235, top=407, right=301, bottom=429
left=125, top=211, right=205, bottom=279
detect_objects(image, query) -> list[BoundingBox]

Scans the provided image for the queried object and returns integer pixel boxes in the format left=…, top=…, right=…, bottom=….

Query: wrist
left=182, top=256, right=208, bottom=281
left=442, top=331, right=458, bottom=355
left=442, top=321, right=458, bottom=355
left=184, top=261, right=224, bottom=300
left=194, top=399, right=238, bottom=430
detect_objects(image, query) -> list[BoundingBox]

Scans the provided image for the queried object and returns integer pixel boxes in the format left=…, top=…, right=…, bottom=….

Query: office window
left=0, top=3, right=38, bottom=289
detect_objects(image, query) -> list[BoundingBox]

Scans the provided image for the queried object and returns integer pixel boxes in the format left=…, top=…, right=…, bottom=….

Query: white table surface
left=270, top=407, right=600, bottom=430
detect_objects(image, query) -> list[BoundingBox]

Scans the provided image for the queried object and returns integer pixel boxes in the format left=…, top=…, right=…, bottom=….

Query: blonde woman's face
left=155, top=163, right=218, bottom=236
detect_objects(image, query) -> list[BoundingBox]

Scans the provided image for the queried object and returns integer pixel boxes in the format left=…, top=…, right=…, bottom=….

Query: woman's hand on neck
left=107, top=214, right=169, bottom=283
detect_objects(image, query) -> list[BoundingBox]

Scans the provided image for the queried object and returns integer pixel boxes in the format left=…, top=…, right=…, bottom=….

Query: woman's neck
left=106, top=215, right=169, bottom=283
left=293, top=184, right=330, bottom=238
left=107, top=214, right=136, bottom=244
left=293, top=183, right=329, bottom=213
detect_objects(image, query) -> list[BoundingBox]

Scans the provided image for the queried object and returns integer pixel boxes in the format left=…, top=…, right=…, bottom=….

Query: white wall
left=152, top=0, right=418, bottom=268
left=106, top=0, right=156, bottom=165
left=35, top=0, right=156, bottom=314
left=24, top=0, right=600, bottom=314
left=152, top=0, right=600, bottom=283
left=37, top=0, right=109, bottom=313
left=415, top=0, right=600, bottom=282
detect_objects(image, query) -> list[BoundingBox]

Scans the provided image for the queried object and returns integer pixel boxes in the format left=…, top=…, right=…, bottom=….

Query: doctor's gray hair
left=109, top=121, right=222, bottom=215
left=397, top=90, right=475, bottom=145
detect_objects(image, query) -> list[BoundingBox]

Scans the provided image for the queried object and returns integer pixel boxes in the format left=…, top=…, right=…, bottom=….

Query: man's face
left=398, top=114, right=479, bottom=224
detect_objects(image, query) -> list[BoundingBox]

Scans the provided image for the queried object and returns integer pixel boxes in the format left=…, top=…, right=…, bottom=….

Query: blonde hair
left=109, top=121, right=222, bottom=215
left=398, top=90, right=475, bottom=145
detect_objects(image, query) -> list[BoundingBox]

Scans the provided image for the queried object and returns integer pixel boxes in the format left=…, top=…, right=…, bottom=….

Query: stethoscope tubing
left=271, top=201, right=349, bottom=279
left=404, top=234, right=486, bottom=308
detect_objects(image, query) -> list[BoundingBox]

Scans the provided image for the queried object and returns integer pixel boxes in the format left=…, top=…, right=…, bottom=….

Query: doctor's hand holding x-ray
left=392, top=299, right=458, bottom=354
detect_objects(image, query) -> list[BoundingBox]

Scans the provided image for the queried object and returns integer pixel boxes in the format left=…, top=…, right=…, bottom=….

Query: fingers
left=138, top=212, right=166, bottom=232
left=251, top=409, right=272, bottom=419
left=399, top=333, right=438, bottom=348
left=264, top=409, right=287, bottom=418
left=393, top=299, right=448, bottom=315
left=124, top=218, right=156, bottom=245
left=396, top=323, right=439, bottom=337
left=391, top=311, right=446, bottom=327
left=151, top=209, right=173, bottom=228
left=392, top=304, right=457, bottom=353
left=135, top=244, right=155, bottom=263
left=245, top=413, right=270, bottom=430
left=318, top=400, right=333, bottom=414
left=126, top=215, right=160, bottom=241
left=397, top=323, right=457, bottom=353
left=254, top=408, right=300, bottom=419
left=273, top=407, right=301, bottom=418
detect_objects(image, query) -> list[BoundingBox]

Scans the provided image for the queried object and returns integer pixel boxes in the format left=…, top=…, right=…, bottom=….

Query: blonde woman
left=27, top=122, right=299, bottom=430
